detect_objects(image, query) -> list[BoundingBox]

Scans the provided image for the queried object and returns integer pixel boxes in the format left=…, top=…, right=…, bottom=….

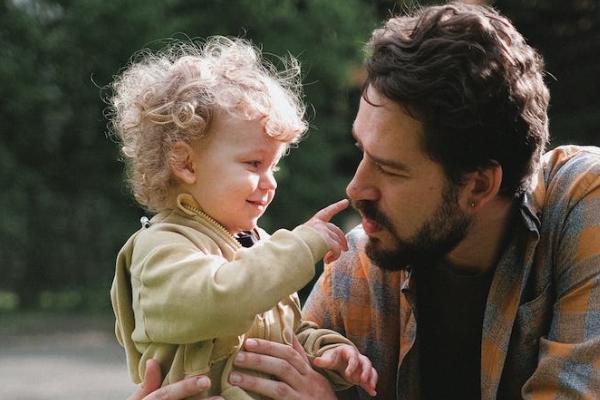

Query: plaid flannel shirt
left=304, top=145, right=600, bottom=399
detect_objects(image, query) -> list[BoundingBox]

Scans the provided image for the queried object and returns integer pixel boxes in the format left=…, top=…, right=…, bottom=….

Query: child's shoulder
left=133, top=210, right=216, bottom=250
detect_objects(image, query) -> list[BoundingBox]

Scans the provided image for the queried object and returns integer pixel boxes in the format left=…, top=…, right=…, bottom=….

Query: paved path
left=0, top=328, right=136, bottom=399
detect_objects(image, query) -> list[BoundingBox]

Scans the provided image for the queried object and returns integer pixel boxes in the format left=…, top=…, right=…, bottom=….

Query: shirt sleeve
left=303, top=260, right=345, bottom=335
left=296, top=313, right=356, bottom=391
left=301, top=258, right=358, bottom=391
left=135, top=225, right=328, bottom=344
left=522, top=151, right=600, bottom=397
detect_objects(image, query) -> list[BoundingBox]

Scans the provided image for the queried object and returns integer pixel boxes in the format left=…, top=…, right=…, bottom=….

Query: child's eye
left=245, top=161, right=261, bottom=169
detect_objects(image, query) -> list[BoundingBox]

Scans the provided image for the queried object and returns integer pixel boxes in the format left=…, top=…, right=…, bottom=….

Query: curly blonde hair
left=109, top=37, right=307, bottom=212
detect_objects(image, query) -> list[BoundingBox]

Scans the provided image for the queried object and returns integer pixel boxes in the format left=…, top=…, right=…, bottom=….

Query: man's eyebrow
left=352, top=129, right=412, bottom=173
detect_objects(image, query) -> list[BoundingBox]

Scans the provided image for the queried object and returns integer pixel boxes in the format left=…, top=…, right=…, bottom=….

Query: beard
left=353, top=182, right=472, bottom=271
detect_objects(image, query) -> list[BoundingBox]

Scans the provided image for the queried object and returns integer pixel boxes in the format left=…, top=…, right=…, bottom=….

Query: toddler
left=109, top=37, right=377, bottom=399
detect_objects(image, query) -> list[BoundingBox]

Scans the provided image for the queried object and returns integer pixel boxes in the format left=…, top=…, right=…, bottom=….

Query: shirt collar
left=518, top=171, right=545, bottom=235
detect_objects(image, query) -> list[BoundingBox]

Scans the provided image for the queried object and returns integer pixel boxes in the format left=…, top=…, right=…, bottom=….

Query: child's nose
left=259, top=171, right=277, bottom=190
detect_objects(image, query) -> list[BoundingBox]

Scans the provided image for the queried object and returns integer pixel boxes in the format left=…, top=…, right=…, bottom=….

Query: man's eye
left=375, top=162, right=400, bottom=177
left=245, top=161, right=261, bottom=168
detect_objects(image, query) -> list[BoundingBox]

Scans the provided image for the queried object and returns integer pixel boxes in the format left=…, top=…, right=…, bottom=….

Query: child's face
left=188, top=113, right=286, bottom=235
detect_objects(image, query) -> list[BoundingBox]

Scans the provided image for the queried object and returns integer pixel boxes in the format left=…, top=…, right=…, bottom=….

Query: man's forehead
left=352, top=95, right=429, bottom=168
left=354, top=99, right=422, bottom=140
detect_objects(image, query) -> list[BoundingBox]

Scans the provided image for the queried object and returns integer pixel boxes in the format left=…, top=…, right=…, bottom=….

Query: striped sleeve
left=523, top=148, right=600, bottom=398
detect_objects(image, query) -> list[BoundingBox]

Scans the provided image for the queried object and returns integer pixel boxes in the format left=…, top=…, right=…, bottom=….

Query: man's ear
left=170, top=142, right=196, bottom=185
left=462, top=162, right=503, bottom=211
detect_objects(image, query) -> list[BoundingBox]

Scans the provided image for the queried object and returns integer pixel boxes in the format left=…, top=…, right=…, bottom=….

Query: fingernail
left=229, top=372, right=241, bottom=384
left=145, top=359, right=152, bottom=368
left=196, top=376, right=210, bottom=388
left=245, top=339, right=257, bottom=348
left=235, top=352, right=245, bottom=362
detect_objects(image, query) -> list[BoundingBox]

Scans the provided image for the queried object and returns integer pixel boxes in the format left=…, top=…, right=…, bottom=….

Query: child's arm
left=313, top=345, right=378, bottom=397
left=120, top=200, right=349, bottom=344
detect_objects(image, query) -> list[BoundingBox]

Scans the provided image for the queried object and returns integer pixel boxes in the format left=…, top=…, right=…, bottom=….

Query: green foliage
left=0, top=0, right=377, bottom=310
left=1, top=0, right=597, bottom=311
left=0, top=291, right=19, bottom=311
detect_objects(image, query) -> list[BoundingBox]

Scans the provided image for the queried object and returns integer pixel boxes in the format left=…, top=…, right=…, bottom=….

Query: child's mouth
left=246, top=200, right=268, bottom=210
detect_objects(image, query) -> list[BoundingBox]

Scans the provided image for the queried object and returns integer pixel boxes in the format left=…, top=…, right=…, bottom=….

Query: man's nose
left=346, top=159, right=379, bottom=201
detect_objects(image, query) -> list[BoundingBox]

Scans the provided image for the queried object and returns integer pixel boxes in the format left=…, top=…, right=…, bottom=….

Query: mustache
left=351, top=200, right=393, bottom=230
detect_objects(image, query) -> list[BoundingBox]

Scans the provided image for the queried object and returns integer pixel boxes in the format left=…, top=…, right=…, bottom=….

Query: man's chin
left=365, top=237, right=444, bottom=271
left=365, top=239, right=410, bottom=271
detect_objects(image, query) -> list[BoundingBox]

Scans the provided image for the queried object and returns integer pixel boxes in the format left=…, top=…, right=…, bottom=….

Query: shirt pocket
left=513, top=283, right=554, bottom=346
left=499, top=284, right=554, bottom=397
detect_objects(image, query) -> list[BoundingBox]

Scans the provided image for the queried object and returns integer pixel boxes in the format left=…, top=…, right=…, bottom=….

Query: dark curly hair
left=364, top=2, right=550, bottom=197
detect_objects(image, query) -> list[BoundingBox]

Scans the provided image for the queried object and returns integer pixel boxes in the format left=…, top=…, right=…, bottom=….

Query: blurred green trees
left=0, top=0, right=598, bottom=311
left=0, top=0, right=375, bottom=310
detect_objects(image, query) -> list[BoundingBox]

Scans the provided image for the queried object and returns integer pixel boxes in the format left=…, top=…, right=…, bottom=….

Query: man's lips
left=361, top=217, right=381, bottom=235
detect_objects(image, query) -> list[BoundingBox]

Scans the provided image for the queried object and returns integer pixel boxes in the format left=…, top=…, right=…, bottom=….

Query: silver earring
left=470, top=201, right=476, bottom=208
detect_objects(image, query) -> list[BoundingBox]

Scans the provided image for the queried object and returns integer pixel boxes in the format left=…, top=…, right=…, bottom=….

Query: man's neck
left=446, top=197, right=516, bottom=274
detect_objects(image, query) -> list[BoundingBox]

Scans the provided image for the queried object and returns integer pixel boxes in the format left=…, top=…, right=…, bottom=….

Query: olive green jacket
left=111, top=194, right=354, bottom=399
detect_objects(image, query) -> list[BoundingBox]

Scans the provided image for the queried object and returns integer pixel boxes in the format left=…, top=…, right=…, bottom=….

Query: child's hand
left=312, top=344, right=378, bottom=396
left=304, top=199, right=349, bottom=264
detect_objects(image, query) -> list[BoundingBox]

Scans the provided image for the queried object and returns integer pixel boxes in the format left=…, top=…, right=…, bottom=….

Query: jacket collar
left=519, top=170, right=546, bottom=235
left=175, top=193, right=241, bottom=250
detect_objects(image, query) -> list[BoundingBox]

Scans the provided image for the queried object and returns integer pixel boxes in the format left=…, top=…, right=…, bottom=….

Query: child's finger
left=369, top=367, right=379, bottom=394
left=344, top=352, right=358, bottom=378
left=358, top=363, right=377, bottom=396
left=325, top=246, right=342, bottom=264
left=362, top=382, right=377, bottom=397
left=355, top=361, right=374, bottom=395
left=312, top=199, right=349, bottom=222
left=325, top=227, right=342, bottom=247
left=329, top=223, right=348, bottom=251
left=359, top=367, right=376, bottom=396
left=359, top=355, right=374, bottom=381
left=359, top=381, right=376, bottom=397
left=352, top=368, right=363, bottom=384
left=313, top=350, right=338, bottom=369
left=352, top=356, right=370, bottom=385
left=324, top=250, right=335, bottom=265
left=360, top=361, right=371, bottom=383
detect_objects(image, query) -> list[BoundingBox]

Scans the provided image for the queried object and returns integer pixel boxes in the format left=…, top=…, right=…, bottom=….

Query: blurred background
left=1, top=0, right=598, bottom=398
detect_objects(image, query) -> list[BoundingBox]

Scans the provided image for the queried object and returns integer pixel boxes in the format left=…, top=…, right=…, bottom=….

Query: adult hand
left=304, top=199, right=349, bottom=264
left=128, top=359, right=223, bottom=400
left=229, top=337, right=337, bottom=400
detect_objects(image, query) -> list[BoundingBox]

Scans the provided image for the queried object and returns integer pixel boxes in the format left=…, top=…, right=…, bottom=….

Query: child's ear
left=170, top=142, right=196, bottom=185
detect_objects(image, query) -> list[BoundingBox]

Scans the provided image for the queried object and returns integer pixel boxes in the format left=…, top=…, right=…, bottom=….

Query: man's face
left=346, top=87, right=472, bottom=270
